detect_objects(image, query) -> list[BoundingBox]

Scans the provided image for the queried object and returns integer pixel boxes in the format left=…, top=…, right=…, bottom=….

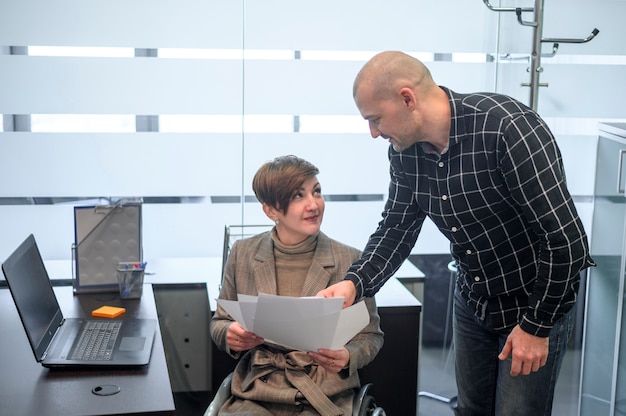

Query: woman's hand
left=227, top=322, right=264, bottom=352
left=308, top=347, right=350, bottom=373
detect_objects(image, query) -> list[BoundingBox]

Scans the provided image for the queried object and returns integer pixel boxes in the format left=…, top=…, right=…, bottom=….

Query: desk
left=41, top=257, right=423, bottom=415
left=0, top=286, right=175, bottom=416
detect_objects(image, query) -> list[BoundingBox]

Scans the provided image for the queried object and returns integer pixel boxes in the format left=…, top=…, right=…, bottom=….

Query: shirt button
left=474, top=276, right=480, bottom=282
left=438, top=162, right=444, bottom=167
left=442, top=195, right=448, bottom=200
left=451, top=227, right=458, bottom=232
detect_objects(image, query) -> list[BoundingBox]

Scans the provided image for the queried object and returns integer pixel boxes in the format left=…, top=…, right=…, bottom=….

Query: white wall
left=0, top=0, right=624, bottom=263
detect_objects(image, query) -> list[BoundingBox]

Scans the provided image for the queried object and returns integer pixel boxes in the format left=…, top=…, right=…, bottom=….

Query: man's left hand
left=498, top=325, right=549, bottom=376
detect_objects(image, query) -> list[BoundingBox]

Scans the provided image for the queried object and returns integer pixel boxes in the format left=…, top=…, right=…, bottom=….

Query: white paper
left=217, top=293, right=369, bottom=351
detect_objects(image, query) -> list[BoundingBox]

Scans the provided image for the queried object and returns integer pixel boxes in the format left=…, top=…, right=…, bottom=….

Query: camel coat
left=210, top=231, right=384, bottom=415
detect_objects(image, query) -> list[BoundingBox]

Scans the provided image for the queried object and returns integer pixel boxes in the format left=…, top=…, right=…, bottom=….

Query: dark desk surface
left=0, top=285, right=175, bottom=416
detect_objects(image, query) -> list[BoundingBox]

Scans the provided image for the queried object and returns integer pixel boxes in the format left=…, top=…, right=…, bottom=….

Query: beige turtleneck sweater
left=270, top=229, right=317, bottom=297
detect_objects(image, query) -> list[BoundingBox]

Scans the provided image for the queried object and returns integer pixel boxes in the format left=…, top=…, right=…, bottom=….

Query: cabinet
left=580, top=123, right=626, bottom=415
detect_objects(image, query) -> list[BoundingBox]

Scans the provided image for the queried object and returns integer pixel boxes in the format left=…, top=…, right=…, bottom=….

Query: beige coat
left=210, top=231, right=384, bottom=415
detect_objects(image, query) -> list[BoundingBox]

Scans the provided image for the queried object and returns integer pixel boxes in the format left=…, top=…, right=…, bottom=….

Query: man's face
left=354, top=84, right=418, bottom=152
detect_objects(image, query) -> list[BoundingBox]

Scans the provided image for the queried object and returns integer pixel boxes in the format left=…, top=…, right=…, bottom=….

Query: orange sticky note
left=92, top=305, right=126, bottom=318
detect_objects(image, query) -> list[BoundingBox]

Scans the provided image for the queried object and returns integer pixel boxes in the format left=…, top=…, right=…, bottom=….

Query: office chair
left=203, top=372, right=386, bottom=416
left=221, top=224, right=274, bottom=286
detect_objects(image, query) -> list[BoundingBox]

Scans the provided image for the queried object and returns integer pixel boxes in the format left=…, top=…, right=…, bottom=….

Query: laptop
left=1, top=234, right=156, bottom=368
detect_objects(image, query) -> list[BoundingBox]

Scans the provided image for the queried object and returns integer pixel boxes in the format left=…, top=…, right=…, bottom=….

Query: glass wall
left=0, top=0, right=624, bottom=265
left=1, top=2, right=625, bottom=414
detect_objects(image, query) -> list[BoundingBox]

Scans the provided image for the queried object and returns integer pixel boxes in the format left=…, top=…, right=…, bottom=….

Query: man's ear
left=399, top=87, right=417, bottom=110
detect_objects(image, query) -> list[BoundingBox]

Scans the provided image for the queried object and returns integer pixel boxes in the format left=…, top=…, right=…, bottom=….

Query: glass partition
left=0, top=0, right=624, bottom=264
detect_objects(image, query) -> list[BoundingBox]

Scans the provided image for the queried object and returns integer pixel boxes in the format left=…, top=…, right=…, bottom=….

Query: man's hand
left=316, top=280, right=357, bottom=309
left=498, top=325, right=549, bottom=376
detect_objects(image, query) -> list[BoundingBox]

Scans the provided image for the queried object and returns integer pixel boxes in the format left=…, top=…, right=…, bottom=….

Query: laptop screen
left=2, top=234, right=64, bottom=360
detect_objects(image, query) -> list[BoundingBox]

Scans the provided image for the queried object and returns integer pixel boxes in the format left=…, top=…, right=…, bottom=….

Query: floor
left=417, top=345, right=582, bottom=416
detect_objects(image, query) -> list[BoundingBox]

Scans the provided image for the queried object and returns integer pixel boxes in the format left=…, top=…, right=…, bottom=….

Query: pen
left=121, top=261, right=147, bottom=297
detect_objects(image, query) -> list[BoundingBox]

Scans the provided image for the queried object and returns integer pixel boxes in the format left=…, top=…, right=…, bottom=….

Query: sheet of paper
left=217, top=299, right=247, bottom=329
left=216, top=294, right=369, bottom=351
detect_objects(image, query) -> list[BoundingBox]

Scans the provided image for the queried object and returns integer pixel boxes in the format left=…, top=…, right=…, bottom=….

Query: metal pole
left=528, top=0, right=545, bottom=111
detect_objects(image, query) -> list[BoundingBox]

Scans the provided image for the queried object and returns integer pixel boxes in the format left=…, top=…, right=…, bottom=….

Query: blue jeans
left=453, top=288, right=575, bottom=416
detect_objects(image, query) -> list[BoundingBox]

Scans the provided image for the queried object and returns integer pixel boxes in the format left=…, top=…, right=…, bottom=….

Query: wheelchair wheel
left=358, top=395, right=377, bottom=416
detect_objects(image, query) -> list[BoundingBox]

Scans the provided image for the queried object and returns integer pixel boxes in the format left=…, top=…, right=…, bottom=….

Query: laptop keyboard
left=70, top=321, right=122, bottom=361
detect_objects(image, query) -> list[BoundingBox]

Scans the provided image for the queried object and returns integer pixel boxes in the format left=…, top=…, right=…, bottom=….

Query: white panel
left=244, top=61, right=498, bottom=115
left=0, top=0, right=243, bottom=48
left=0, top=56, right=243, bottom=114
left=412, top=217, right=450, bottom=255
left=543, top=0, right=625, bottom=55
left=244, top=0, right=497, bottom=53
left=554, top=135, right=598, bottom=196
left=243, top=60, right=364, bottom=115
left=143, top=203, right=243, bottom=259
left=495, top=63, right=626, bottom=118
left=0, top=206, right=76, bottom=262
left=242, top=133, right=390, bottom=195
left=538, top=65, right=626, bottom=118
left=486, top=7, right=534, bottom=55
left=0, top=132, right=243, bottom=196
left=427, top=62, right=498, bottom=94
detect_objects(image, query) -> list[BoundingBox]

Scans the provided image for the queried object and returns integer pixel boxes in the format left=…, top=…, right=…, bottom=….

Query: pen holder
left=116, top=262, right=146, bottom=299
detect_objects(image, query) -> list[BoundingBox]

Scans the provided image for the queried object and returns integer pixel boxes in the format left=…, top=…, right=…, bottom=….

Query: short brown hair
left=252, top=155, right=319, bottom=214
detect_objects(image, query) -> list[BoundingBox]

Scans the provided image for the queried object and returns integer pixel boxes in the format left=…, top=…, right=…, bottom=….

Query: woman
left=210, top=155, right=383, bottom=415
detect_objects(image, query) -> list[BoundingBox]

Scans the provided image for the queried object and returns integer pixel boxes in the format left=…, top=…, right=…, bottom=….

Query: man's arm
left=320, top=151, right=426, bottom=305
left=501, top=114, right=594, bottom=336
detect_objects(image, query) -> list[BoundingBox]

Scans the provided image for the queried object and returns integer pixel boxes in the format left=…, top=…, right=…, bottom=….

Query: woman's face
left=272, top=176, right=325, bottom=246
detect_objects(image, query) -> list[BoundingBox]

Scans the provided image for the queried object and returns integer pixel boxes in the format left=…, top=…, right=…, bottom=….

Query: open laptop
left=1, top=234, right=156, bottom=368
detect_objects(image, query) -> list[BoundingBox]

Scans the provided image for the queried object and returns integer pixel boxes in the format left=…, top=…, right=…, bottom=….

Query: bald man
left=318, top=51, right=594, bottom=416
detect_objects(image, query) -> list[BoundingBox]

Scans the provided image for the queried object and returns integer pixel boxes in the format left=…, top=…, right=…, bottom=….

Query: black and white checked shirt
left=346, top=87, right=594, bottom=337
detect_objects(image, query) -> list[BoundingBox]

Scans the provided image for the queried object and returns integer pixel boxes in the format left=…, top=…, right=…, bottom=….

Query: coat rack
left=483, top=0, right=599, bottom=111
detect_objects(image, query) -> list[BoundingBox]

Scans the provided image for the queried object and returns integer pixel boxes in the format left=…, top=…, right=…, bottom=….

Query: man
left=318, top=51, right=594, bottom=415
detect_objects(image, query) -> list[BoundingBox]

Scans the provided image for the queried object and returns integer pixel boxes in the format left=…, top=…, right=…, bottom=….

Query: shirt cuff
left=519, top=316, right=552, bottom=338
left=345, top=273, right=364, bottom=302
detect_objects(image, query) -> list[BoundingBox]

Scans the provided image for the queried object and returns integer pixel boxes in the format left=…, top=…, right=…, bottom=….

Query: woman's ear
left=262, top=203, right=278, bottom=223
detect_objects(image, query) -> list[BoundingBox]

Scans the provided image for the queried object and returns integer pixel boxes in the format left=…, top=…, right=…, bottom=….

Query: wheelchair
left=204, top=372, right=386, bottom=416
